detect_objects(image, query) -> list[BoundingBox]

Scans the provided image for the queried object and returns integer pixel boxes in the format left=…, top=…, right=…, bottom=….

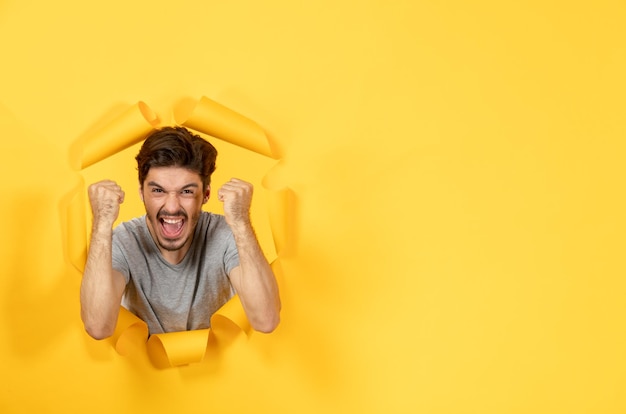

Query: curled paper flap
left=174, top=96, right=277, bottom=159
left=64, top=180, right=87, bottom=273
left=210, top=294, right=252, bottom=337
left=267, top=187, right=294, bottom=256
left=147, top=329, right=210, bottom=369
left=110, top=295, right=251, bottom=368
left=80, top=101, right=159, bottom=169
left=270, top=259, right=285, bottom=283
left=112, top=307, right=149, bottom=356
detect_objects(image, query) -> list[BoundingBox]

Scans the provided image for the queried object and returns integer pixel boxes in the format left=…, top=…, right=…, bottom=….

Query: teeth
left=163, top=218, right=182, bottom=224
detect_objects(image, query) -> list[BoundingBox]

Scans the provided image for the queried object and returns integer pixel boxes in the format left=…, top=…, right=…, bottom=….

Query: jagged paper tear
left=80, top=102, right=159, bottom=169
left=68, top=96, right=291, bottom=368
left=174, top=96, right=279, bottom=159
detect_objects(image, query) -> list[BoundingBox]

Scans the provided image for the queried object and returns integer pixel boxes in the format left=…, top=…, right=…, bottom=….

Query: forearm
left=80, top=222, right=124, bottom=339
left=231, top=222, right=281, bottom=333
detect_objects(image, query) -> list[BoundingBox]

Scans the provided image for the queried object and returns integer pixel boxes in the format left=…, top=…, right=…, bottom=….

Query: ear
left=203, top=185, right=210, bottom=204
left=138, top=183, right=144, bottom=202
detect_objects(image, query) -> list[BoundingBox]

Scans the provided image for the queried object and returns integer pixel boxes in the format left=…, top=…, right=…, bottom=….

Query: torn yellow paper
left=80, top=102, right=159, bottom=169
left=209, top=294, right=252, bottom=338
left=147, top=329, right=210, bottom=369
left=69, top=97, right=290, bottom=369
left=108, top=295, right=250, bottom=369
left=267, top=188, right=294, bottom=257
left=174, top=96, right=277, bottom=159
left=63, top=179, right=87, bottom=273
left=112, top=307, right=149, bottom=357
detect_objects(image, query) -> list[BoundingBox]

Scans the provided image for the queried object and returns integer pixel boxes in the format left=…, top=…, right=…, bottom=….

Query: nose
left=163, top=191, right=182, bottom=213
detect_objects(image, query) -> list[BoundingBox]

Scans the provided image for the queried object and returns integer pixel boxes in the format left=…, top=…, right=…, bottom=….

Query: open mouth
left=159, top=217, right=185, bottom=239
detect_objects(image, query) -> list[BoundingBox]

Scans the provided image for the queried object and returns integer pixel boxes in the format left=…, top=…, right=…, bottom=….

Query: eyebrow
left=146, top=181, right=200, bottom=190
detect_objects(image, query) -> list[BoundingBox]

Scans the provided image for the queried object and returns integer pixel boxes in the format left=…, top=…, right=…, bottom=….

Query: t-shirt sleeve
left=224, top=231, right=240, bottom=275
left=112, top=230, right=131, bottom=284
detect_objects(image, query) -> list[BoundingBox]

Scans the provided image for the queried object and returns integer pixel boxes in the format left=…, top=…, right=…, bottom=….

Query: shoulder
left=194, top=211, right=235, bottom=247
left=114, top=216, right=146, bottom=234
left=198, top=211, right=230, bottom=231
left=112, top=216, right=149, bottom=245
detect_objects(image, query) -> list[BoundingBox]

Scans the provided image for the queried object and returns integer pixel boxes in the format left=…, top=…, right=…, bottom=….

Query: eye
left=151, top=188, right=164, bottom=193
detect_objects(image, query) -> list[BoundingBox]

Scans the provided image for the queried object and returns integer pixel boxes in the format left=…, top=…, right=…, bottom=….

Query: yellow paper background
left=1, top=1, right=625, bottom=413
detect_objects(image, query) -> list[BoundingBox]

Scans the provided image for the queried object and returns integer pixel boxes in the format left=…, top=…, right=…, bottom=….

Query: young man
left=80, top=126, right=280, bottom=339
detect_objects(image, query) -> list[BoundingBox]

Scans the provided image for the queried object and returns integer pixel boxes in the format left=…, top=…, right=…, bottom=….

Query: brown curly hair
left=135, top=126, right=217, bottom=189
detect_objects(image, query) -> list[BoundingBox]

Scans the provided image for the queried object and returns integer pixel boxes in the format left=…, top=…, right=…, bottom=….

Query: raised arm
left=80, top=180, right=127, bottom=340
left=218, top=178, right=281, bottom=333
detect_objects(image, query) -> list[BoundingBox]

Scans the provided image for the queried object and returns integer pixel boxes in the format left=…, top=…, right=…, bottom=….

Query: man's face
left=140, top=166, right=209, bottom=262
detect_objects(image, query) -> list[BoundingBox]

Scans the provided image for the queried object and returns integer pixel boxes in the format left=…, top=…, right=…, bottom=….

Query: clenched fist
left=217, top=178, right=253, bottom=227
left=88, top=180, right=125, bottom=228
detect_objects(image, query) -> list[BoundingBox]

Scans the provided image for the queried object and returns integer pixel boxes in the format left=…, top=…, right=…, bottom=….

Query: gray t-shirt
left=112, top=211, right=240, bottom=334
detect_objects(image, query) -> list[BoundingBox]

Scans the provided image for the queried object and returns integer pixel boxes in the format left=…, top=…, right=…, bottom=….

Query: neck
left=160, top=247, right=189, bottom=265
